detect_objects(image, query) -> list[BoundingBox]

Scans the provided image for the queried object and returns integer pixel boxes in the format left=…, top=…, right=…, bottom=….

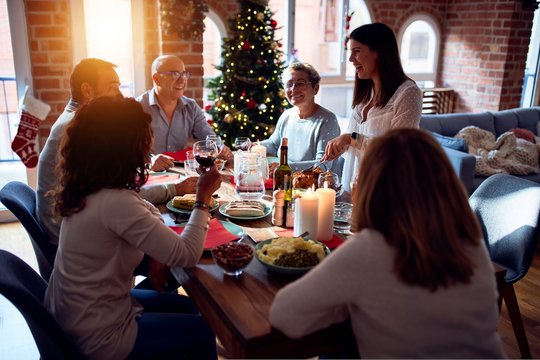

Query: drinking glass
left=333, top=202, right=353, bottom=233
left=192, top=140, right=218, bottom=169
left=234, top=137, right=251, bottom=151
left=318, top=171, right=343, bottom=196
left=235, top=161, right=265, bottom=200
left=206, top=134, right=224, bottom=151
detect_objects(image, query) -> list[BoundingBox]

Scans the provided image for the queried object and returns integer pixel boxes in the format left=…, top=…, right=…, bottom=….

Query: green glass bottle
left=273, top=137, right=293, bottom=203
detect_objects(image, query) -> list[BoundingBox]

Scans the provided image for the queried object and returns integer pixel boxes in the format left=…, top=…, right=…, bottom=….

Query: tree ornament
left=278, top=89, right=285, bottom=98
left=242, top=41, right=251, bottom=50
left=256, top=12, right=264, bottom=21
left=247, top=99, right=257, bottom=109
left=270, top=19, right=277, bottom=28
left=270, top=41, right=277, bottom=50
left=343, top=11, right=355, bottom=50
left=161, top=0, right=208, bottom=41
left=224, top=114, right=234, bottom=124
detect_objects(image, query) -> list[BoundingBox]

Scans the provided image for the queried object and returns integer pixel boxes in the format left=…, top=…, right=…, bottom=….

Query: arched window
left=399, top=16, right=440, bottom=88
left=203, top=10, right=226, bottom=96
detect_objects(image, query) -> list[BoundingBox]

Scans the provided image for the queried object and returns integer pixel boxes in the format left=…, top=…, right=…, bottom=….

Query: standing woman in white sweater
left=45, top=97, right=221, bottom=360
left=270, top=128, right=505, bottom=358
left=321, top=23, right=422, bottom=192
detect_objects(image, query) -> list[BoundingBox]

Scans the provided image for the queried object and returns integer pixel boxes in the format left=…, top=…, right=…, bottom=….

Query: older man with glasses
left=137, top=55, right=232, bottom=171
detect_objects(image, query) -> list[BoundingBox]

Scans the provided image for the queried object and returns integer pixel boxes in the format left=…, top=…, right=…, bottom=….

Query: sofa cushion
left=420, top=112, right=495, bottom=137
left=493, top=107, right=540, bottom=136
left=432, top=132, right=469, bottom=152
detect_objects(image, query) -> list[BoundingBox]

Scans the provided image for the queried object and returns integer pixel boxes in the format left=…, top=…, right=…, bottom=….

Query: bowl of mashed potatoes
left=254, top=237, right=330, bottom=276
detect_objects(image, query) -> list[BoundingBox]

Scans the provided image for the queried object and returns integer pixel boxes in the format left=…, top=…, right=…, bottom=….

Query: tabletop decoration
left=293, top=186, right=319, bottom=240
left=315, top=181, right=336, bottom=242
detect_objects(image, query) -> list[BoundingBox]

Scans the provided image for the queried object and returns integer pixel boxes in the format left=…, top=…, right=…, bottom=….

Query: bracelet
left=350, top=132, right=358, bottom=146
left=193, top=201, right=209, bottom=210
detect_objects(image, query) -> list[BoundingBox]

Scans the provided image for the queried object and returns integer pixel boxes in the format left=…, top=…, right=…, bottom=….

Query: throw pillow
left=510, top=128, right=536, bottom=143
left=431, top=132, right=469, bottom=153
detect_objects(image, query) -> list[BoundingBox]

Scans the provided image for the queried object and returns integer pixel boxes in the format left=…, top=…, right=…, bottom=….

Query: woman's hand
left=151, top=154, right=174, bottom=171
left=195, top=165, right=222, bottom=204
left=174, top=176, right=198, bottom=196
left=321, top=134, right=352, bottom=161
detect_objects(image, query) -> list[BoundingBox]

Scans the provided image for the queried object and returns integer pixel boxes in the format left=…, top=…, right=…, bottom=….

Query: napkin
left=273, top=228, right=345, bottom=250
left=162, top=147, right=193, bottom=162
left=169, top=218, right=241, bottom=250
left=229, top=176, right=274, bottom=190
left=145, top=173, right=179, bottom=186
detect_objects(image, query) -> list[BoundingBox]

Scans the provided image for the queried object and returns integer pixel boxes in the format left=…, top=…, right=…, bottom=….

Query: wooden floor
left=0, top=221, right=539, bottom=358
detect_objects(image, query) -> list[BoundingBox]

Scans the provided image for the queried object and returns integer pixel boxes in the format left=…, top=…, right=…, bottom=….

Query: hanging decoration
left=161, top=0, right=208, bottom=41
left=343, top=11, right=355, bottom=50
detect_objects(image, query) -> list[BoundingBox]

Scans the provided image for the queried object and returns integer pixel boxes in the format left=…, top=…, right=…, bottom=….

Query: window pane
left=345, top=0, right=371, bottom=79
left=203, top=17, right=222, bottom=79
left=83, top=0, right=134, bottom=96
left=400, top=20, right=436, bottom=74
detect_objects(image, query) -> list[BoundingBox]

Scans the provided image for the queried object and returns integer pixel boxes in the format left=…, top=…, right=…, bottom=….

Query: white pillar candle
left=316, top=181, right=336, bottom=242
left=293, top=187, right=319, bottom=240
left=251, top=141, right=267, bottom=158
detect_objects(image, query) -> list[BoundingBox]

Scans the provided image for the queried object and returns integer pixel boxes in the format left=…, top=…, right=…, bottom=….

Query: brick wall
left=25, top=0, right=72, bottom=146
left=21, top=0, right=536, bottom=142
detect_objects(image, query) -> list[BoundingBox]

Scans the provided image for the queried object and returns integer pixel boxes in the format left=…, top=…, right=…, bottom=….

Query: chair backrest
left=469, top=174, right=540, bottom=283
left=0, top=249, right=83, bottom=359
left=0, top=181, right=56, bottom=281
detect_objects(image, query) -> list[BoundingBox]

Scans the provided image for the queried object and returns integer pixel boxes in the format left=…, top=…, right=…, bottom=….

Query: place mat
left=162, top=147, right=193, bottom=162
left=229, top=176, right=274, bottom=190
left=169, top=218, right=241, bottom=249
left=273, top=228, right=345, bottom=250
left=145, top=173, right=179, bottom=186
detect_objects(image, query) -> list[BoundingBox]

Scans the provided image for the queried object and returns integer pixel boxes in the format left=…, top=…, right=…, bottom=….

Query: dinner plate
left=166, top=199, right=220, bottom=214
left=254, top=238, right=331, bottom=276
left=219, top=202, right=272, bottom=220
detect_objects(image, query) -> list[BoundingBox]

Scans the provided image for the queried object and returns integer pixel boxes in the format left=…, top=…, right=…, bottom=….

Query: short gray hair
left=283, top=62, right=321, bottom=85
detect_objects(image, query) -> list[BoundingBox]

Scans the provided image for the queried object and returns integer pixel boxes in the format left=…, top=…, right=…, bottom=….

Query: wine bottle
left=273, top=137, right=293, bottom=203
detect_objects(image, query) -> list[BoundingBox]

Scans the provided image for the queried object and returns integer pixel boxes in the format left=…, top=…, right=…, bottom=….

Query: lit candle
left=293, top=186, right=319, bottom=240
left=316, top=181, right=336, bottom=242
left=251, top=140, right=267, bottom=158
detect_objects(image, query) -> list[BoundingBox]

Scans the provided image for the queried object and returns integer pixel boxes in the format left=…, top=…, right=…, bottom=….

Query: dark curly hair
left=54, top=97, right=153, bottom=217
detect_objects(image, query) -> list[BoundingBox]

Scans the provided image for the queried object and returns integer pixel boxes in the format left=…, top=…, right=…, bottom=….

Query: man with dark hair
left=37, top=58, right=197, bottom=246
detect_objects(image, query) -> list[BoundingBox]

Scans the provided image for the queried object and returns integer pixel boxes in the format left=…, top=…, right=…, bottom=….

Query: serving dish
left=219, top=202, right=272, bottom=220
left=254, top=237, right=331, bottom=276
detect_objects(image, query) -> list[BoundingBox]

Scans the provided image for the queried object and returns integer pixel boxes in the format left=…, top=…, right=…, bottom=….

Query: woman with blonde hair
left=270, top=128, right=505, bottom=358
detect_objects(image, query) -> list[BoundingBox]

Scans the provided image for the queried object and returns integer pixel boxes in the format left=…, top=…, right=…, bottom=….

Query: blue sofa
left=419, top=107, right=540, bottom=193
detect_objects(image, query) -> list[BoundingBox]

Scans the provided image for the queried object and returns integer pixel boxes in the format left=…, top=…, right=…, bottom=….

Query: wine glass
left=234, top=137, right=251, bottom=151
left=206, top=134, right=224, bottom=151
left=193, top=140, right=218, bottom=169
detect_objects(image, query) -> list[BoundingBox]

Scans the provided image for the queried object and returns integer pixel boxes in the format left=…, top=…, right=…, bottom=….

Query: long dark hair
left=350, top=23, right=410, bottom=108
left=54, top=97, right=153, bottom=217
left=351, top=128, right=481, bottom=291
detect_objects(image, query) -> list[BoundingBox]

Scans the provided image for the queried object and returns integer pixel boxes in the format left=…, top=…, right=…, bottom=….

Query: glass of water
left=333, top=202, right=353, bottom=233
left=235, top=161, right=265, bottom=200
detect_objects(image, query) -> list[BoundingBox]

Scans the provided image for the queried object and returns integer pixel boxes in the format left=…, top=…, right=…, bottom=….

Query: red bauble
left=242, top=41, right=251, bottom=50
left=247, top=99, right=257, bottom=109
left=270, top=19, right=277, bottom=28
left=241, top=90, right=246, bottom=97
left=204, top=104, right=212, bottom=111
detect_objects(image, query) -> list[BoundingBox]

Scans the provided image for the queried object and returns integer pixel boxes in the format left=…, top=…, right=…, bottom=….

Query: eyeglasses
left=158, top=71, right=191, bottom=81
left=284, top=79, right=310, bottom=90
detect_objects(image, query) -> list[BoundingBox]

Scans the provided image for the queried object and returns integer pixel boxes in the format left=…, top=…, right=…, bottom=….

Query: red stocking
left=11, top=110, right=40, bottom=168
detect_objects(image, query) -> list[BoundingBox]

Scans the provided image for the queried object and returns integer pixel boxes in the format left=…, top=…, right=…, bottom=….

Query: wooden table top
left=166, top=168, right=354, bottom=358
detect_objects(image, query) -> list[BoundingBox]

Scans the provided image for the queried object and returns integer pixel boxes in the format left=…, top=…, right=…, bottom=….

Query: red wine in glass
left=195, top=155, right=216, bottom=168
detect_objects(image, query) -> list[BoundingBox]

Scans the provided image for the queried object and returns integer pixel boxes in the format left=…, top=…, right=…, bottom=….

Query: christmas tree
left=206, top=0, right=289, bottom=147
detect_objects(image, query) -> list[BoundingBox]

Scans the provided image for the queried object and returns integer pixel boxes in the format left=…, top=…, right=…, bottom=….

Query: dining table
left=157, top=164, right=507, bottom=359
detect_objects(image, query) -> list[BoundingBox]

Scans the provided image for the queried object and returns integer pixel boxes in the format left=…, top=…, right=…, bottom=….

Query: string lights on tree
left=206, top=0, right=289, bottom=146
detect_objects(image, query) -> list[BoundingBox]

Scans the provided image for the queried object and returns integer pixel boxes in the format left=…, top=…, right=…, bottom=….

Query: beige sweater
left=270, top=229, right=505, bottom=358
left=44, top=189, right=209, bottom=360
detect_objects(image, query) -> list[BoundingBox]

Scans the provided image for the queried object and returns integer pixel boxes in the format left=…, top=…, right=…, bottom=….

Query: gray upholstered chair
left=469, top=174, right=540, bottom=359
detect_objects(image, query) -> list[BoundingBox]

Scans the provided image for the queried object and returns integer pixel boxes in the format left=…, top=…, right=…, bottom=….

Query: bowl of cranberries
left=211, top=242, right=254, bottom=276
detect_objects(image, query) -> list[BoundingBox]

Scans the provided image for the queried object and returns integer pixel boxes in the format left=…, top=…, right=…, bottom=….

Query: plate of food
left=166, top=194, right=220, bottom=214
left=254, top=236, right=331, bottom=276
left=219, top=201, right=272, bottom=220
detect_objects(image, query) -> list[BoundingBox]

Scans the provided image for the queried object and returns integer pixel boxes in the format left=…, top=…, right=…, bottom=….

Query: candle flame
left=308, top=184, right=315, bottom=193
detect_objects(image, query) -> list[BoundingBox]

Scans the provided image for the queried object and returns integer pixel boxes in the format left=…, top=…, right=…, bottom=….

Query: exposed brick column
left=25, top=0, right=73, bottom=147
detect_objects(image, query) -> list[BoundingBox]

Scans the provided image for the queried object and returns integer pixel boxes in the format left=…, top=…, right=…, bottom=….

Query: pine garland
left=161, top=0, right=208, bottom=41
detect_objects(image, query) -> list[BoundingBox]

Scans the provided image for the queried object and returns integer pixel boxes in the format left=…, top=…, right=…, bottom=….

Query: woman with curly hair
left=44, top=97, right=220, bottom=359
left=271, top=128, right=505, bottom=358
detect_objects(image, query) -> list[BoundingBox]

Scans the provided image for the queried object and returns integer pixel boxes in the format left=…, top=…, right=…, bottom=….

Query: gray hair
left=283, top=62, right=321, bottom=85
